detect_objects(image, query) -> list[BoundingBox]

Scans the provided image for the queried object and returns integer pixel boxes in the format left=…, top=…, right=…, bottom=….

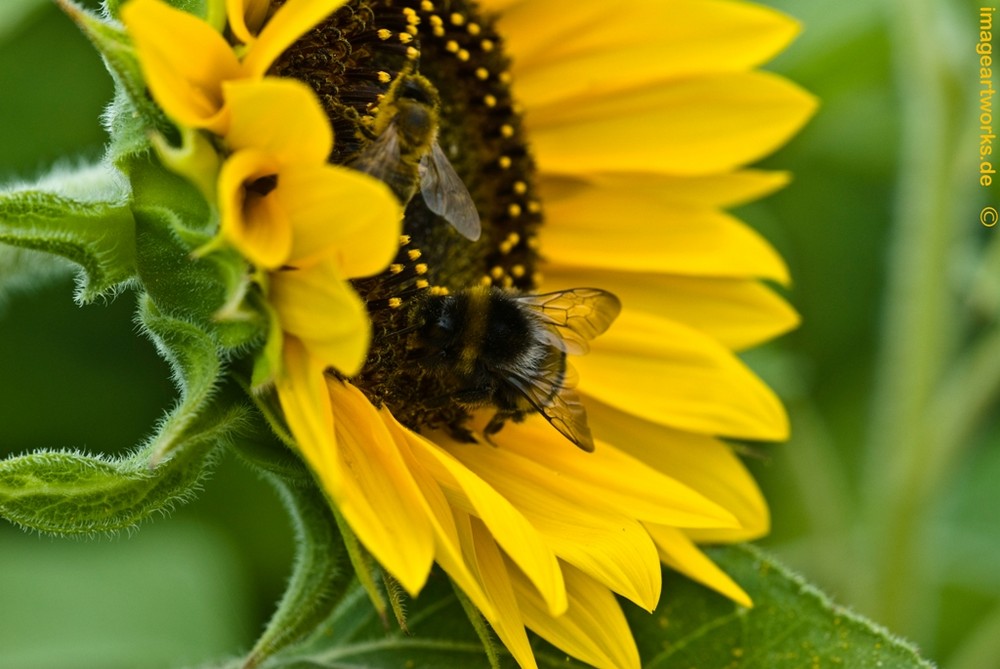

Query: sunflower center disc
left=272, top=0, right=544, bottom=433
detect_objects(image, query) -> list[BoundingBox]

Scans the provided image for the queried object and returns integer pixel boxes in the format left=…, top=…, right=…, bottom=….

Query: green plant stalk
left=861, top=0, right=959, bottom=637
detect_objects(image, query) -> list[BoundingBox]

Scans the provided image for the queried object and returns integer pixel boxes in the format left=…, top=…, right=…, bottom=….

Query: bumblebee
left=352, top=73, right=482, bottom=241
left=409, top=286, right=621, bottom=451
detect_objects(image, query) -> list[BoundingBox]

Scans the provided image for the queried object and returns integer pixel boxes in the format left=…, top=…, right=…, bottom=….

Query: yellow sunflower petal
left=222, top=78, right=331, bottom=164
left=380, top=415, right=496, bottom=620
left=276, top=167, right=402, bottom=275
left=462, top=515, right=539, bottom=669
left=269, top=262, right=369, bottom=376
left=497, top=418, right=739, bottom=529
left=227, top=0, right=270, bottom=45
left=544, top=268, right=799, bottom=350
left=577, top=310, right=789, bottom=440
left=411, top=435, right=568, bottom=616
left=275, top=337, right=341, bottom=497
left=449, top=435, right=662, bottom=610
left=512, top=559, right=641, bottom=669
left=541, top=199, right=790, bottom=284
left=325, top=381, right=435, bottom=595
left=218, top=148, right=291, bottom=269
left=526, top=71, right=817, bottom=177
left=645, top=524, right=753, bottom=607
left=121, top=0, right=239, bottom=133
left=587, top=401, right=770, bottom=541
left=497, top=0, right=800, bottom=109
left=537, top=169, right=790, bottom=209
left=241, top=0, right=348, bottom=77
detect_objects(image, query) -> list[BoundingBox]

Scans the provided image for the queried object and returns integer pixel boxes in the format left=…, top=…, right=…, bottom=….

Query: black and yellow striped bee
left=410, top=286, right=621, bottom=451
left=352, top=72, right=481, bottom=241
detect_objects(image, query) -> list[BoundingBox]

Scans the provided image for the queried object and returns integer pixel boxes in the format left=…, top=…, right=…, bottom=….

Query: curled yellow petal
left=270, top=261, right=370, bottom=377
left=217, top=148, right=291, bottom=269
left=122, top=0, right=239, bottom=133
left=646, top=524, right=753, bottom=607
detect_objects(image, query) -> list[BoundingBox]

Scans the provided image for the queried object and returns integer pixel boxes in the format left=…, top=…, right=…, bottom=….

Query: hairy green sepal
left=0, top=185, right=135, bottom=303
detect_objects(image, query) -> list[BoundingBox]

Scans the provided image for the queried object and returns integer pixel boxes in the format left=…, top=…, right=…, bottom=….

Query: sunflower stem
left=861, top=0, right=962, bottom=637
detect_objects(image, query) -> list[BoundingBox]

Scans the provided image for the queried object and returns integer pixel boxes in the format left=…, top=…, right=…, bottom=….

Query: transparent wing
left=419, top=142, right=482, bottom=241
left=506, top=355, right=594, bottom=452
left=517, top=288, right=621, bottom=355
left=350, top=126, right=404, bottom=188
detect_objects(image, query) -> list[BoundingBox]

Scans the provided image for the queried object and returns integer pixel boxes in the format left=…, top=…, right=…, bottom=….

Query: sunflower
left=117, top=0, right=814, bottom=665
left=256, top=1, right=816, bottom=667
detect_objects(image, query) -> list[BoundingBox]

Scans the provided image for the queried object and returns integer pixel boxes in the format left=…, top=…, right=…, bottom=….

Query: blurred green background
left=0, top=0, right=996, bottom=667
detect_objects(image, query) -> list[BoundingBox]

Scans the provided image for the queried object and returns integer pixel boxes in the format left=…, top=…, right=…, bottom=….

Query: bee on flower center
left=409, top=286, right=621, bottom=451
left=352, top=72, right=481, bottom=241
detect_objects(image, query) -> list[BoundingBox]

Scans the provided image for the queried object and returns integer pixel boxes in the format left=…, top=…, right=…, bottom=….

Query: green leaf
left=628, top=545, right=936, bottom=669
left=0, top=185, right=136, bottom=303
left=0, top=405, right=242, bottom=535
left=239, top=545, right=933, bottom=669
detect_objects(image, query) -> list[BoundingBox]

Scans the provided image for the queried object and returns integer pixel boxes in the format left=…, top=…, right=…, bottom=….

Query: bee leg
left=446, top=422, right=480, bottom=444
left=483, top=413, right=508, bottom=447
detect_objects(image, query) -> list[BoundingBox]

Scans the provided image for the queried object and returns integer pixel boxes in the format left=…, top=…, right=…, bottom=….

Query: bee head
left=413, top=294, right=463, bottom=360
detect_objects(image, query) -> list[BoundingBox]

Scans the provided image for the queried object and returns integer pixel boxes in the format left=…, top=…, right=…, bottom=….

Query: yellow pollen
left=526, top=235, right=541, bottom=250
left=498, top=155, right=511, bottom=169
left=513, top=181, right=527, bottom=195
left=490, top=266, right=505, bottom=280
left=398, top=32, right=413, bottom=43
left=399, top=234, right=411, bottom=245
left=429, top=285, right=449, bottom=295
left=433, top=25, right=445, bottom=37
left=388, top=297, right=403, bottom=308
left=507, top=203, right=522, bottom=218
left=389, top=263, right=404, bottom=274
left=376, top=28, right=392, bottom=40
left=378, top=71, right=392, bottom=83
left=475, top=67, right=489, bottom=80
left=532, top=271, right=544, bottom=286
left=414, top=263, right=428, bottom=275
left=467, top=22, right=481, bottom=36
left=407, top=249, right=422, bottom=261
left=500, top=124, right=514, bottom=138
left=481, top=39, right=494, bottom=52
left=499, top=71, right=512, bottom=84
left=406, top=46, right=419, bottom=60
left=527, top=200, right=542, bottom=214
left=406, top=25, right=418, bottom=35
left=479, top=275, right=493, bottom=286
left=420, top=0, right=434, bottom=10
left=502, top=276, right=513, bottom=288
left=483, top=94, right=497, bottom=107
left=510, top=264, right=526, bottom=278
left=457, top=49, right=470, bottom=61
left=415, top=279, right=430, bottom=290
left=445, top=40, right=460, bottom=53
left=506, top=232, right=521, bottom=246
left=429, top=15, right=443, bottom=27
left=498, top=241, right=513, bottom=254
left=450, top=12, right=465, bottom=25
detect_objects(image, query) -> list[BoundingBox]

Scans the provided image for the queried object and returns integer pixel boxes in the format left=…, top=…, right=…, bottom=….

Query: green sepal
left=129, top=155, right=268, bottom=354
left=58, top=0, right=171, bottom=166
left=104, top=0, right=224, bottom=28
left=0, top=185, right=136, bottom=303
left=243, top=473, right=348, bottom=669
left=0, top=404, right=244, bottom=536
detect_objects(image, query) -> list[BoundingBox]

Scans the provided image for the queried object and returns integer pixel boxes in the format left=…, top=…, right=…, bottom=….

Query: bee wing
left=350, top=126, right=404, bottom=186
left=419, top=142, right=482, bottom=241
left=506, top=356, right=595, bottom=452
left=517, top=288, right=621, bottom=355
